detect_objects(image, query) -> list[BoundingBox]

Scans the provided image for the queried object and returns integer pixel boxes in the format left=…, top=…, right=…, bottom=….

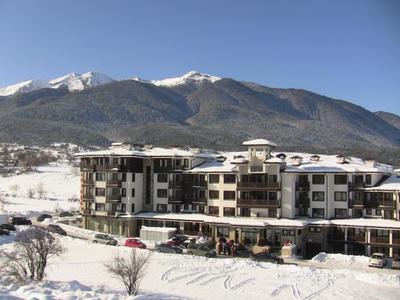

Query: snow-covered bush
left=104, top=249, right=151, bottom=296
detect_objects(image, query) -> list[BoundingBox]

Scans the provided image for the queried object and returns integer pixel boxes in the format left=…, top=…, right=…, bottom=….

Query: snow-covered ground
left=0, top=234, right=399, bottom=300
left=0, top=162, right=79, bottom=223
left=0, top=164, right=399, bottom=299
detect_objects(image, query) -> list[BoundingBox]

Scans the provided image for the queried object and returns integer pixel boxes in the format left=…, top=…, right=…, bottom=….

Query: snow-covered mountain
left=0, top=71, right=114, bottom=96
left=151, top=71, right=221, bottom=87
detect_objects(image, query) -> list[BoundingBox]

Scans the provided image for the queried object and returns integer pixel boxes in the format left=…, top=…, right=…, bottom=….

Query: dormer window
left=310, top=155, right=320, bottom=162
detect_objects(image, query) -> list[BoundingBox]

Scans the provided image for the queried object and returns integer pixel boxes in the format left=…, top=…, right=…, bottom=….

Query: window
left=365, top=174, right=372, bottom=185
left=209, top=174, right=220, bottom=184
left=269, top=175, right=278, bottom=183
left=269, top=191, right=277, bottom=201
left=157, top=204, right=167, bottom=213
left=282, top=229, right=288, bottom=236
left=223, top=191, right=235, bottom=200
left=131, top=203, right=135, bottom=213
left=157, top=189, right=168, bottom=198
left=95, top=188, right=105, bottom=196
left=132, top=173, right=135, bottom=182
left=289, top=230, right=295, bottom=236
left=223, top=207, right=235, bottom=216
left=175, top=159, right=182, bottom=167
left=95, top=173, right=106, bottom=181
left=312, top=192, right=324, bottom=201
left=95, top=203, right=105, bottom=211
left=122, top=188, right=126, bottom=197
left=335, top=208, right=348, bottom=218
left=309, top=226, right=322, bottom=233
left=268, top=208, right=277, bottom=218
left=131, top=189, right=135, bottom=197
left=122, top=173, right=126, bottom=182
left=375, top=208, right=381, bottom=216
left=157, top=173, right=168, bottom=182
left=312, top=175, right=325, bottom=185
left=184, top=159, right=189, bottom=168
left=217, top=226, right=229, bottom=237
left=312, top=208, right=324, bottom=218
left=121, top=204, right=126, bottom=212
left=208, top=206, right=219, bottom=215
left=334, top=174, right=347, bottom=185
left=334, top=192, right=347, bottom=201
left=224, top=174, right=236, bottom=184
left=209, top=190, right=219, bottom=199
left=366, top=208, right=372, bottom=215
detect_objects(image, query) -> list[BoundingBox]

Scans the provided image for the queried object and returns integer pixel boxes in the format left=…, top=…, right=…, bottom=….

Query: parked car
left=250, top=252, right=284, bottom=264
left=8, top=216, right=32, bottom=226
left=0, top=228, right=10, bottom=236
left=186, top=243, right=216, bottom=257
left=93, top=233, right=118, bottom=246
left=155, top=243, right=183, bottom=254
left=37, top=214, right=53, bottom=222
left=124, top=238, right=146, bottom=249
left=369, top=253, right=387, bottom=268
left=47, top=224, right=67, bottom=236
left=165, top=235, right=188, bottom=247
left=0, top=224, right=16, bottom=231
left=391, top=257, right=400, bottom=269
left=235, top=244, right=253, bottom=257
left=59, top=211, right=74, bottom=217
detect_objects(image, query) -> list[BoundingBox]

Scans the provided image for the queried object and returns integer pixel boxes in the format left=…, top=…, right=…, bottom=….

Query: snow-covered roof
left=76, top=146, right=213, bottom=158
left=242, top=139, right=277, bottom=147
left=365, top=175, right=400, bottom=191
left=188, top=152, right=245, bottom=173
left=282, top=152, right=392, bottom=174
left=132, top=213, right=400, bottom=229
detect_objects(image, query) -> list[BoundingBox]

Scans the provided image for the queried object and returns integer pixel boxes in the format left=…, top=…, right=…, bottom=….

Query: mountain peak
left=151, top=71, right=221, bottom=87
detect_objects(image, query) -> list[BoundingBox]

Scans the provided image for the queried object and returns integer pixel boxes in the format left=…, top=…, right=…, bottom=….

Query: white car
left=369, top=253, right=387, bottom=268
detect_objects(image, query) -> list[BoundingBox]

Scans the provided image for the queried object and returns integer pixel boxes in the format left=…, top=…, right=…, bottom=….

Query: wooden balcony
left=237, top=181, right=280, bottom=190
left=348, top=199, right=364, bottom=208
left=348, top=234, right=365, bottom=242
left=81, top=164, right=95, bottom=172
left=237, top=198, right=279, bottom=207
left=379, top=201, right=395, bottom=208
left=106, top=179, right=122, bottom=187
left=370, top=236, right=389, bottom=244
left=106, top=211, right=117, bottom=216
left=82, top=194, right=94, bottom=201
left=348, top=182, right=365, bottom=190
left=168, top=181, right=183, bottom=189
left=82, top=178, right=94, bottom=186
left=327, top=233, right=345, bottom=241
left=82, top=208, right=92, bottom=215
left=105, top=194, right=121, bottom=202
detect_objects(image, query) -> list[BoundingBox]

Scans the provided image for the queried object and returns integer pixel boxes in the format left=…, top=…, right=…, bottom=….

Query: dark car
left=37, top=214, right=53, bottom=222
left=250, top=252, right=284, bottom=264
left=0, top=228, right=10, bottom=236
left=235, top=244, right=253, bottom=257
left=155, top=243, right=183, bottom=254
left=9, top=216, right=32, bottom=226
left=47, top=224, right=67, bottom=236
left=165, top=235, right=188, bottom=247
left=187, top=243, right=217, bottom=257
left=59, top=211, right=74, bottom=217
left=0, top=224, right=16, bottom=231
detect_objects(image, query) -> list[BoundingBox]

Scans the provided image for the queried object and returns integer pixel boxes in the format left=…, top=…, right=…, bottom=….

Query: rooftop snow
left=365, top=175, right=400, bottom=191
left=242, top=139, right=277, bottom=147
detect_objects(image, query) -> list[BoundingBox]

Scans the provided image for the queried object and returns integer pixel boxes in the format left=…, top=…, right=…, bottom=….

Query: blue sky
left=0, top=0, right=399, bottom=114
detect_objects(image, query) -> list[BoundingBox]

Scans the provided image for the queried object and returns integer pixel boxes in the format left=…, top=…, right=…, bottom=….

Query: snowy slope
left=151, top=71, right=221, bottom=87
left=0, top=79, right=51, bottom=96
left=0, top=72, right=114, bottom=96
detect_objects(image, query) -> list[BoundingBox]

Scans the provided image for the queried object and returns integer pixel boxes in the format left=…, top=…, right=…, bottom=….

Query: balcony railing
left=327, top=233, right=345, bottom=241
left=82, top=194, right=94, bottom=201
left=237, top=198, right=279, bottom=207
left=370, top=236, right=389, bottom=244
left=237, top=182, right=280, bottom=189
left=392, top=238, right=400, bottom=245
left=105, top=194, right=122, bottom=202
left=364, top=201, right=379, bottom=209
left=106, top=179, right=122, bottom=187
left=82, top=208, right=92, bottom=215
left=106, top=211, right=117, bottom=216
left=348, top=234, right=365, bottom=242
left=379, top=201, right=395, bottom=208
left=169, top=181, right=183, bottom=189
left=348, top=182, right=365, bottom=190
left=348, top=199, right=364, bottom=207
left=81, top=164, right=95, bottom=172
left=296, top=181, right=310, bottom=191
left=82, top=178, right=94, bottom=185
left=296, top=197, right=310, bottom=207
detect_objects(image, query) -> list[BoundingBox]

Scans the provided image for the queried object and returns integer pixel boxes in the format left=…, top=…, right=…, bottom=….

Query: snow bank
left=312, top=252, right=369, bottom=264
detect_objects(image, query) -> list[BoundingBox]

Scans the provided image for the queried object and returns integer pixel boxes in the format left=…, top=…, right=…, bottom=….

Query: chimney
left=310, top=155, right=320, bottom=162
left=290, top=155, right=303, bottom=166
left=336, top=154, right=346, bottom=164
left=364, top=158, right=376, bottom=167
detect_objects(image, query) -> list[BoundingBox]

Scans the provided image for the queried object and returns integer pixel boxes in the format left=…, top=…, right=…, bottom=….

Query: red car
left=124, top=238, right=146, bottom=249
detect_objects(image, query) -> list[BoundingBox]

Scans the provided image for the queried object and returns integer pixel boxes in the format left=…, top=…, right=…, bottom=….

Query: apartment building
left=77, top=139, right=400, bottom=258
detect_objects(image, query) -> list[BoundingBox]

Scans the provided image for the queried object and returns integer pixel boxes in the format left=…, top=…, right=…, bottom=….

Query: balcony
left=348, top=234, right=365, bottom=242
left=296, top=181, right=310, bottom=191
left=348, top=182, right=365, bottom=190
left=81, top=164, right=95, bottom=172
left=379, top=200, right=395, bottom=208
left=82, top=194, right=94, bottom=201
left=327, top=232, right=345, bottom=241
left=106, top=194, right=122, bottom=202
left=392, top=238, right=400, bottom=245
left=106, top=179, right=122, bottom=187
left=364, top=200, right=379, bottom=209
left=237, top=198, right=279, bottom=207
left=370, top=236, right=389, bottom=244
left=348, top=199, right=364, bottom=207
left=192, top=197, right=207, bottom=204
left=106, top=211, right=117, bottom=217
left=237, top=181, right=280, bottom=190
left=82, top=208, right=92, bottom=215
left=82, top=178, right=94, bottom=186
left=93, top=164, right=123, bottom=172
left=169, top=181, right=183, bottom=189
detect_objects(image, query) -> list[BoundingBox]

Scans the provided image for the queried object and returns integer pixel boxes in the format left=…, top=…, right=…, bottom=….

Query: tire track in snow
left=186, top=273, right=209, bottom=285
left=271, top=284, right=290, bottom=297
left=230, top=278, right=255, bottom=290
left=161, top=267, right=175, bottom=281
left=199, top=274, right=227, bottom=286
left=168, top=271, right=201, bottom=283
left=302, top=279, right=333, bottom=300
left=291, top=283, right=301, bottom=299
left=224, top=275, right=232, bottom=290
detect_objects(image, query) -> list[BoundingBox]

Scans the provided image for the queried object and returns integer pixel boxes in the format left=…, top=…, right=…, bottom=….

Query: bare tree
left=0, top=228, right=65, bottom=283
left=36, top=182, right=47, bottom=199
left=27, top=188, right=35, bottom=199
left=105, top=249, right=151, bottom=295
left=0, top=194, right=6, bottom=211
